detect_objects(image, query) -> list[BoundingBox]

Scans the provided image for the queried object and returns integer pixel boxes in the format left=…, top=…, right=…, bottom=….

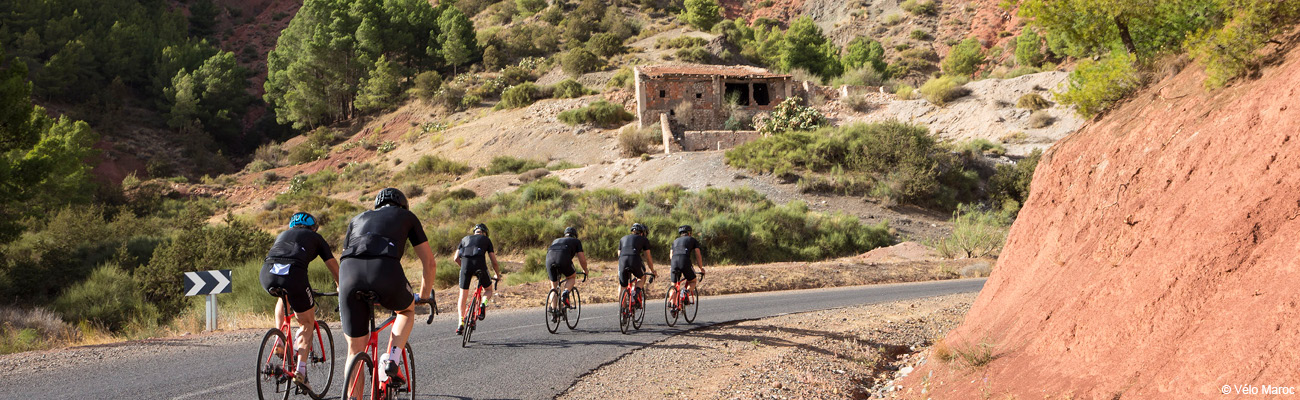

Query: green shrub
left=942, top=38, right=986, bottom=76
left=901, top=0, right=938, bottom=16
left=896, top=84, right=917, bottom=100
left=988, top=149, right=1042, bottom=211
left=560, top=48, right=604, bottom=77
left=676, top=47, right=713, bottom=63
left=1016, top=93, right=1051, bottom=110
left=1003, top=66, right=1042, bottom=79
left=557, top=100, right=633, bottom=126
left=54, top=264, right=158, bottom=332
left=1187, top=4, right=1300, bottom=88
left=1015, top=28, right=1045, bottom=67
left=1028, top=110, right=1054, bottom=128
left=834, top=67, right=885, bottom=86
left=844, top=95, right=873, bottom=112
left=587, top=32, right=625, bottom=58
left=656, top=36, right=710, bottom=49
left=135, top=217, right=273, bottom=316
left=910, top=29, right=933, bottom=41
left=935, top=204, right=1011, bottom=258
left=551, top=79, right=588, bottom=99
left=681, top=0, right=724, bottom=31
left=756, top=97, right=825, bottom=135
left=620, top=123, right=661, bottom=157
left=919, top=75, right=971, bottom=106
left=883, top=13, right=904, bottom=26
left=478, top=156, right=547, bottom=175
left=955, top=138, right=1006, bottom=157
left=406, top=155, right=471, bottom=176
left=1054, top=50, right=1139, bottom=117
left=499, top=82, right=541, bottom=109
left=516, top=0, right=546, bottom=15
left=607, top=67, right=634, bottom=90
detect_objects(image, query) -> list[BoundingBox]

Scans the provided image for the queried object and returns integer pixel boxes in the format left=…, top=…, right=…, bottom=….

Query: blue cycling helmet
left=289, top=212, right=317, bottom=229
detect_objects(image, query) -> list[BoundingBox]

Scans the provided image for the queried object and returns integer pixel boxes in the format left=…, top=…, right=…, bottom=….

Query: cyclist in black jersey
left=669, top=225, right=705, bottom=301
left=545, top=227, right=589, bottom=311
left=337, top=188, right=437, bottom=382
left=617, top=223, right=656, bottom=303
left=454, top=223, right=501, bottom=335
left=260, top=212, right=340, bottom=383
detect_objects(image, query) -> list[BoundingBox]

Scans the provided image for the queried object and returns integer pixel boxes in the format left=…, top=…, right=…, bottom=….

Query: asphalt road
left=1, top=278, right=984, bottom=399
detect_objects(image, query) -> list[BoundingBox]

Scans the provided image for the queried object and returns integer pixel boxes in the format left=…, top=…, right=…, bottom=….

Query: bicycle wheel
left=304, top=322, right=335, bottom=396
left=618, top=288, right=631, bottom=334
left=683, top=286, right=700, bottom=323
left=255, top=329, right=292, bottom=400
left=343, top=353, right=377, bottom=400
left=461, top=302, right=477, bottom=347
left=392, top=343, right=415, bottom=400
left=544, top=289, right=561, bottom=334
left=632, top=288, right=646, bottom=330
left=564, top=287, right=582, bottom=330
left=664, top=286, right=678, bottom=327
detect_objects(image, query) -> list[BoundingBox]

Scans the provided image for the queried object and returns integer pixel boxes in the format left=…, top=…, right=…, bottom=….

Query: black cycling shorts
left=459, top=258, right=492, bottom=290
left=670, top=256, right=697, bottom=283
left=338, top=257, right=413, bottom=338
left=260, top=261, right=315, bottom=313
left=547, top=261, right=576, bottom=283
left=618, top=256, right=646, bottom=286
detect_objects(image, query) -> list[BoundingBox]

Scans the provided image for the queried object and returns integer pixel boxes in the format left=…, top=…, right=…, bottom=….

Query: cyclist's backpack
left=342, top=232, right=398, bottom=258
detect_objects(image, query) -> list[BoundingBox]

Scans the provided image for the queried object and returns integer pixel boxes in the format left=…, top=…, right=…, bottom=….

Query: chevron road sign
left=182, top=270, right=232, bottom=331
left=183, top=270, right=232, bottom=296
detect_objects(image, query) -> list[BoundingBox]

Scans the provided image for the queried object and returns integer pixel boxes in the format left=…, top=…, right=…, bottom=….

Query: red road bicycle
left=664, top=271, right=704, bottom=326
left=618, top=273, right=654, bottom=334
left=461, top=277, right=499, bottom=347
left=341, top=292, right=436, bottom=400
left=256, top=288, right=338, bottom=400
left=544, top=272, right=586, bottom=333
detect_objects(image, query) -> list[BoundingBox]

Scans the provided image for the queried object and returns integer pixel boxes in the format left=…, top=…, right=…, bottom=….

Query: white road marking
left=171, top=378, right=250, bottom=400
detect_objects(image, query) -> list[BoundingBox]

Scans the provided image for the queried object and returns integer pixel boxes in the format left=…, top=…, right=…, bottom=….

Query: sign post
left=183, top=270, right=232, bottom=332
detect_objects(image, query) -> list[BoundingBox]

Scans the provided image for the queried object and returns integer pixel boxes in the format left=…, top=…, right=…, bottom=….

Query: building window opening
left=659, top=90, right=666, bottom=98
left=724, top=83, right=750, bottom=106
left=695, top=93, right=702, bottom=99
left=753, top=83, right=771, bottom=105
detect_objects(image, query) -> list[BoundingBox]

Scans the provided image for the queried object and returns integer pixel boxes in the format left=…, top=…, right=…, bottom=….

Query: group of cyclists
left=257, top=187, right=706, bottom=395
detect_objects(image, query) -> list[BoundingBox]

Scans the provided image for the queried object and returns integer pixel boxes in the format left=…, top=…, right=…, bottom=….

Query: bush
left=910, top=29, right=933, bottom=41
left=519, top=168, right=550, bottom=182
left=756, top=97, right=825, bottom=135
left=883, top=13, right=904, bottom=25
left=895, top=84, right=917, bottom=100
left=607, top=67, right=634, bottom=90
left=557, top=100, right=634, bottom=126
left=676, top=47, right=713, bottom=63
left=955, top=138, right=1006, bottom=157
left=516, top=0, right=546, bottom=15
left=1055, top=50, right=1139, bottom=117
left=54, top=264, right=157, bottom=332
left=405, top=155, right=471, bottom=176
left=560, top=48, right=604, bottom=77
left=551, top=79, right=588, bottom=99
left=1015, top=28, right=1045, bottom=67
left=478, top=156, right=548, bottom=175
left=1184, top=3, right=1300, bottom=88
left=844, top=95, right=873, bottom=112
left=988, top=149, right=1042, bottom=211
left=835, top=67, right=885, bottom=87
left=901, top=0, right=937, bottom=15
left=431, top=85, right=467, bottom=111
left=587, top=32, right=625, bottom=58
left=499, top=82, right=541, bottom=109
left=919, top=76, right=971, bottom=106
left=681, top=0, right=724, bottom=31
left=942, top=38, right=986, bottom=76
left=656, top=36, right=709, bottom=49
left=1028, top=110, right=1054, bottom=128
left=1015, top=93, right=1051, bottom=110
left=135, top=218, right=273, bottom=315
left=287, top=142, right=328, bottom=165
left=935, top=204, right=1010, bottom=258
left=620, top=123, right=661, bottom=157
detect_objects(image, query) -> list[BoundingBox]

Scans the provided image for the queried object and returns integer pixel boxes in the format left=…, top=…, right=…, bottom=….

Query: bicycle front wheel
left=461, top=302, right=477, bottom=347
left=618, top=288, right=631, bottom=334
left=255, top=329, right=292, bottom=400
left=564, top=287, right=582, bottom=330
left=664, top=287, right=678, bottom=327
left=684, top=286, right=700, bottom=323
left=306, top=322, right=335, bottom=396
left=544, top=289, right=561, bottom=334
left=343, top=353, right=376, bottom=400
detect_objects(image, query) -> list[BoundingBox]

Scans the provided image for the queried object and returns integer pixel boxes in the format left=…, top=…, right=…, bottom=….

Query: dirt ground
left=559, top=292, right=976, bottom=400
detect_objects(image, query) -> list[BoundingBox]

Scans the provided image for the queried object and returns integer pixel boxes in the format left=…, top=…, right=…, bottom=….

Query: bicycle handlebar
left=577, top=271, right=588, bottom=283
left=310, top=290, right=338, bottom=297
left=643, top=273, right=656, bottom=285
left=414, top=295, right=438, bottom=324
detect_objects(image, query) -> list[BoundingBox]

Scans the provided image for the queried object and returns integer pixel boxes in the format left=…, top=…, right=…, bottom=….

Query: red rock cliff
left=905, top=47, right=1300, bottom=399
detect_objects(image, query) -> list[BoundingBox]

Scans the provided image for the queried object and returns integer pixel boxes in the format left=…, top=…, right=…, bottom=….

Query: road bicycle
left=544, top=272, right=586, bottom=333
left=460, top=276, right=499, bottom=347
left=341, top=292, right=436, bottom=400
left=256, top=289, right=338, bottom=400
left=618, top=273, right=655, bottom=334
left=664, top=270, right=705, bottom=327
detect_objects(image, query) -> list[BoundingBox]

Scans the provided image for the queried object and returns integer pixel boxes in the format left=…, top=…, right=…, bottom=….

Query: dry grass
left=1028, top=110, right=1055, bottom=128
left=1016, top=93, right=1051, bottom=110
left=619, top=123, right=661, bottom=157
left=955, top=341, right=999, bottom=369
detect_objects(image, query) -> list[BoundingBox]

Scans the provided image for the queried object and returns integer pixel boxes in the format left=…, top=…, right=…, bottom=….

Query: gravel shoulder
left=559, top=292, right=976, bottom=399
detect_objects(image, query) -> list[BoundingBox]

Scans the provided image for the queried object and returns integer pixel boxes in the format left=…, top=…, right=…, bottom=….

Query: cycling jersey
left=617, top=234, right=650, bottom=286
left=544, top=237, right=584, bottom=282
left=260, top=227, right=335, bottom=313
left=670, top=235, right=701, bottom=283
left=618, top=234, right=649, bottom=257
left=458, top=234, right=495, bottom=289
left=340, top=206, right=428, bottom=260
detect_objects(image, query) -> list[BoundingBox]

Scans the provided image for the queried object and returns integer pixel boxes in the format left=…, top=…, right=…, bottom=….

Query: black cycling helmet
left=630, top=222, right=647, bottom=234
left=374, top=187, right=408, bottom=209
left=473, top=223, right=489, bottom=235
left=563, top=227, right=578, bottom=237
left=289, top=212, right=317, bottom=229
left=677, top=225, right=693, bottom=234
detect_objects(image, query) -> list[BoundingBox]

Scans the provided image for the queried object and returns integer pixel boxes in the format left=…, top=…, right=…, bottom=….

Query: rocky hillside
left=899, top=36, right=1300, bottom=399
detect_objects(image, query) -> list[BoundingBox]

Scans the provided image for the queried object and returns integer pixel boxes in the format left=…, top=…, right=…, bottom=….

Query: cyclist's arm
left=693, top=248, right=704, bottom=274
left=413, top=242, right=436, bottom=299
left=643, top=249, right=654, bottom=272
left=453, top=248, right=461, bottom=265
left=577, top=251, right=589, bottom=274
left=324, top=258, right=340, bottom=285
left=488, top=252, right=501, bottom=278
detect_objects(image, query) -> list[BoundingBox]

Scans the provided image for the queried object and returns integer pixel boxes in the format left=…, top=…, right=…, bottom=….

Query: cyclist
left=337, top=188, right=437, bottom=384
left=616, top=223, right=656, bottom=307
left=545, top=227, right=589, bottom=316
left=454, top=223, right=502, bottom=335
left=259, top=212, right=340, bottom=387
left=669, top=225, right=705, bottom=312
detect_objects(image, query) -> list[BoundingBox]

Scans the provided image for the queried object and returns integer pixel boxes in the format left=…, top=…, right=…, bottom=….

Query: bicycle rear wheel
left=305, top=322, right=335, bottom=396
left=683, top=286, right=700, bottom=323
left=564, top=287, right=582, bottom=330
left=392, top=343, right=415, bottom=400
left=255, top=329, right=292, bottom=400
left=632, top=289, right=646, bottom=330
left=343, top=353, right=377, bottom=400
left=664, top=287, right=678, bottom=327
left=461, top=301, right=477, bottom=347
left=544, top=289, right=561, bottom=334
left=618, top=288, right=631, bottom=334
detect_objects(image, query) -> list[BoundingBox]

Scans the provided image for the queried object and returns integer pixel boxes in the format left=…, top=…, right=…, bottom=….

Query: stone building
left=633, top=64, right=794, bottom=130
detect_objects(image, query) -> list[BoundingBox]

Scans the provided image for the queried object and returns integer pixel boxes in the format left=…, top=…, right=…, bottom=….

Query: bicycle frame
left=345, top=293, right=436, bottom=400
left=267, top=292, right=334, bottom=380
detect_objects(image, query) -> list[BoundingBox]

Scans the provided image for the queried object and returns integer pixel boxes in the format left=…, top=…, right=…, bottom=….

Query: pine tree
left=356, top=55, right=404, bottom=112
left=438, top=7, right=476, bottom=75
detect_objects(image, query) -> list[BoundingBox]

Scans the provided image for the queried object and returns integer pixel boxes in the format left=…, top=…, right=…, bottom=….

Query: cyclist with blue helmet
left=260, top=212, right=340, bottom=384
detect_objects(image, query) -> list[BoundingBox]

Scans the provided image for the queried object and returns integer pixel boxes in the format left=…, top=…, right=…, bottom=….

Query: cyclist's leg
left=293, top=307, right=316, bottom=367
left=338, top=257, right=373, bottom=359
left=478, top=266, right=494, bottom=304
left=374, top=261, right=415, bottom=362
left=457, top=262, right=474, bottom=321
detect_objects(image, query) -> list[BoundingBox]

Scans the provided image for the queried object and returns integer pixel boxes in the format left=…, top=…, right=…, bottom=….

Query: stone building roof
left=637, top=64, right=791, bottom=79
